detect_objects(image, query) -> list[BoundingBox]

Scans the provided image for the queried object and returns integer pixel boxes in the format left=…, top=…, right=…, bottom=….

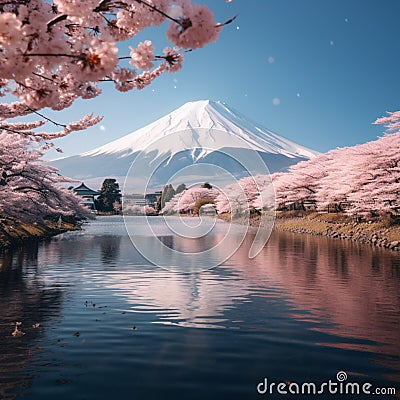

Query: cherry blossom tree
left=374, top=110, right=400, bottom=134
left=0, top=0, right=231, bottom=124
left=163, top=186, right=219, bottom=214
left=253, top=181, right=275, bottom=211
left=344, top=133, right=400, bottom=217
left=214, top=187, right=231, bottom=214
left=161, top=191, right=183, bottom=215
left=0, top=131, right=88, bottom=223
left=144, top=205, right=157, bottom=216
left=272, top=111, right=400, bottom=217
left=215, top=175, right=272, bottom=215
left=0, top=1, right=228, bottom=225
left=271, top=155, right=330, bottom=211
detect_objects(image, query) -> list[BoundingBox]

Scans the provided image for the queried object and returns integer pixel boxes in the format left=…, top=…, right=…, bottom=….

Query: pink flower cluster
left=167, top=1, right=220, bottom=49
left=162, top=187, right=219, bottom=214
left=374, top=111, right=400, bottom=133
left=0, top=0, right=225, bottom=120
left=0, top=130, right=89, bottom=223
left=130, top=41, right=155, bottom=70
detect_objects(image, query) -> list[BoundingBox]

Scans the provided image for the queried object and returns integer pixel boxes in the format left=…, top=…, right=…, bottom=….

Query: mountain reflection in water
left=0, top=217, right=398, bottom=399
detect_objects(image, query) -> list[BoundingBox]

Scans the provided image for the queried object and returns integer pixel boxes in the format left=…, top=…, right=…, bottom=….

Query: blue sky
left=46, top=0, right=400, bottom=158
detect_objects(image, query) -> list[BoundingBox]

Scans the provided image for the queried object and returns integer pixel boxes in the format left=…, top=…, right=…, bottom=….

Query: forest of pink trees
left=270, top=114, right=400, bottom=217
left=0, top=0, right=226, bottom=225
left=162, top=114, right=399, bottom=219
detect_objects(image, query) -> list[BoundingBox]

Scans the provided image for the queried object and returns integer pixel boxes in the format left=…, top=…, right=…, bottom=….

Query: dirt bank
left=0, top=219, right=81, bottom=251
left=269, top=212, right=400, bottom=251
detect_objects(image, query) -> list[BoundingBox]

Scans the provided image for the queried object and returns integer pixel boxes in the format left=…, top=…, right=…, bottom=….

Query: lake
left=0, top=216, right=399, bottom=400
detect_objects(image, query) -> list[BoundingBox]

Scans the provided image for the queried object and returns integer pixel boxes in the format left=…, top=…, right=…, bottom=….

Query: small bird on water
left=12, top=322, right=25, bottom=337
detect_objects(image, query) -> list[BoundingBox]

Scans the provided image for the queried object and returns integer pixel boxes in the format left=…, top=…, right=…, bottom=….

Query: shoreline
left=0, top=219, right=81, bottom=252
left=2, top=213, right=399, bottom=252
left=249, top=211, right=400, bottom=251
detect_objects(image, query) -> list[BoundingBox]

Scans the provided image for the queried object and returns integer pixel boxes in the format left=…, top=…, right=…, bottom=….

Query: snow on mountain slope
left=51, top=100, right=318, bottom=188
left=79, top=100, right=317, bottom=160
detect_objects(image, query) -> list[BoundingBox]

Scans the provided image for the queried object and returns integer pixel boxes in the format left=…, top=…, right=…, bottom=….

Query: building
left=73, top=183, right=100, bottom=210
left=126, top=192, right=162, bottom=208
left=145, top=191, right=162, bottom=208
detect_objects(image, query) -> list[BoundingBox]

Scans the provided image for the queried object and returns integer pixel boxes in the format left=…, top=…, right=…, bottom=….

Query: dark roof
left=73, top=183, right=100, bottom=196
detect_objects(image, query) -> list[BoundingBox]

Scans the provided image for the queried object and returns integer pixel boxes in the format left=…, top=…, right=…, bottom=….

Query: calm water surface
left=0, top=216, right=399, bottom=400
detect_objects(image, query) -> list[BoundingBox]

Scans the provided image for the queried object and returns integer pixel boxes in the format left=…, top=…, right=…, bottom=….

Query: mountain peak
left=52, top=100, right=318, bottom=187
left=79, top=100, right=318, bottom=160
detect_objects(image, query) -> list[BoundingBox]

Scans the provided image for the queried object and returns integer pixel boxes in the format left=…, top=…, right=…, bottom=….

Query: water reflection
left=0, top=217, right=399, bottom=399
left=99, top=236, right=121, bottom=264
left=0, top=244, right=64, bottom=400
left=250, top=232, right=400, bottom=376
left=69, top=221, right=399, bottom=374
left=91, top=224, right=400, bottom=378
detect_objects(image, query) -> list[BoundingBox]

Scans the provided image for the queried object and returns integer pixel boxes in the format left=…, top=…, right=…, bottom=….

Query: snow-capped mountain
left=52, top=100, right=318, bottom=189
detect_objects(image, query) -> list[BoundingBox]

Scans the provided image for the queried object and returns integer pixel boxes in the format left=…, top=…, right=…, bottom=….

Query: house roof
left=73, top=183, right=100, bottom=196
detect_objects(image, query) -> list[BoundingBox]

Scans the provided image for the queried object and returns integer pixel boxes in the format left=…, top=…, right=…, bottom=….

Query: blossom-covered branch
left=0, top=0, right=228, bottom=119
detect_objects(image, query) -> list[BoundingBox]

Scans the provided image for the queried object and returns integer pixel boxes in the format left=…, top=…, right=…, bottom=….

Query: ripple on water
left=0, top=217, right=399, bottom=399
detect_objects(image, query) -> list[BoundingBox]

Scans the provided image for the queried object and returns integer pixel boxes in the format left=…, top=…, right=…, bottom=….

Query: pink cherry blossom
left=0, top=0, right=231, bottom=227
left=130, top=41, right=156, bottom=70
left=0, top=131, right=89, bottom=223
left=162, top=187, right=219, bottom=214
left=167, top=2, right=220, bottom=49
left=0, top=0, right=227, bottom=116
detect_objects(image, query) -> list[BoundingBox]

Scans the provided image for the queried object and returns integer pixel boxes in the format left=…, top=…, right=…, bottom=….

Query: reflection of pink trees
left=0, top=245, right=66, bottom=398
left=226, top=232, right=400, bottom=375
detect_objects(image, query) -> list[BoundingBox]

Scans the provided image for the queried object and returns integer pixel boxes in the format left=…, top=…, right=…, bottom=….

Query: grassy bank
left=263, top=211, right=400, bottom=251
left=0, top=218, right=81, bottom=251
